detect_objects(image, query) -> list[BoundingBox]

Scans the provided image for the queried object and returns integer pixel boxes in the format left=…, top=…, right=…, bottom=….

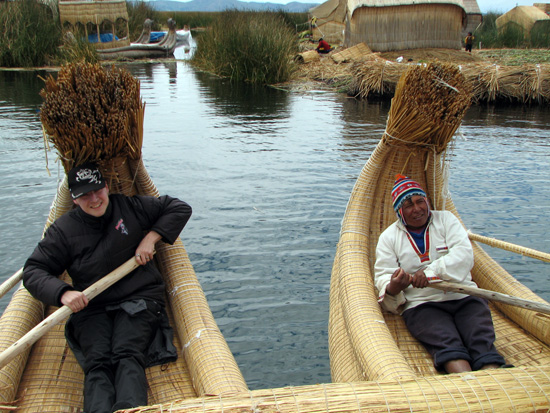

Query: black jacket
left=24, top=194, right=192, bottom=308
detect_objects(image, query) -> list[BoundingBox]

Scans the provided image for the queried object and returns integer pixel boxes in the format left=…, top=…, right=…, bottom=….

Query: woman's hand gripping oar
left=0, top=253, right=152, bottom=370
left=428, top=279, right=550, bottom=316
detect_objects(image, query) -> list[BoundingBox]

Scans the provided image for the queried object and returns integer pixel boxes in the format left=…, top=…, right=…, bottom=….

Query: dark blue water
left=0, top=62, right=549, bottom=391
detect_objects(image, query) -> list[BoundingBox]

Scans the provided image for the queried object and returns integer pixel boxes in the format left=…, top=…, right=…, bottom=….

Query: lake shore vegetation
left=191, top=9, right=299, bottom=84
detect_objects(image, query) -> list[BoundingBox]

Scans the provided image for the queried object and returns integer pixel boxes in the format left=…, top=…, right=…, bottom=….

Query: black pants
left=69, top=303, right=159, bottom=413
left=402, top=296, right=505, bottom=371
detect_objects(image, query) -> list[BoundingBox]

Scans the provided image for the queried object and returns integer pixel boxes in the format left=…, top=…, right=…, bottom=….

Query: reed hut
left=534, top=3, right=550, bottom=14
left=344, top=0, right=467, bottom=52
left=496, top=6, right=550, bottom=40
left=309, top=0, right=347, bottom=45
left=58, top=0, right=131, bottom=49
left=462, top=0, right=482, bottom=40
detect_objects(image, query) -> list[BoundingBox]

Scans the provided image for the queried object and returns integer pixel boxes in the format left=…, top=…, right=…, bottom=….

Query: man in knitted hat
left=24, top=162, right=192, bottom=413
left=374, top=174, right=508, bottom=374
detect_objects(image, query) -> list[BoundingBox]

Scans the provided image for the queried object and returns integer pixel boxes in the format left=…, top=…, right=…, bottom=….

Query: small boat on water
left=328, top=62, right=550, bottom=409
left=0, top=62, right=247, bottom=412
left=97, top=18, right=179, bottom=60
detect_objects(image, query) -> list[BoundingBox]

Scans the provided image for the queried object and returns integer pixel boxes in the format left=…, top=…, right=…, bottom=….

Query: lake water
left=0, top=56, right=549, bottom=391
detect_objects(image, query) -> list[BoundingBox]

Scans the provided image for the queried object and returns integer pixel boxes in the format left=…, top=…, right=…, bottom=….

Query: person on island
left=316, top=37, right=332, bottom=54
left=23, top=162, right=192, bottom=413
left=374, top=174, right=509, bottom=374
left=465, top=32, right=474, bottom=53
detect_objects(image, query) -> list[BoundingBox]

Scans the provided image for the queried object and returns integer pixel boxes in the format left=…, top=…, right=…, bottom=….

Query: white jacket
left=374, top=210, right=477, bottom=314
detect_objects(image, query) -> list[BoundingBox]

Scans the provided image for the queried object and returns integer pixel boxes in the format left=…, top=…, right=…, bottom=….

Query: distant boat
left=97, top=18, right=179, bottom=60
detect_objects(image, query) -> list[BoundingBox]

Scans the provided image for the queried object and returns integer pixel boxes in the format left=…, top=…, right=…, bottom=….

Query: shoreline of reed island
left=284, top=46, right=550, bottom=104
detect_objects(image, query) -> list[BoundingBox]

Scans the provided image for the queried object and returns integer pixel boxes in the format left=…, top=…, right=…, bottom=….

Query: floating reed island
left=296, top=44, right=550, bottom=105
left=348, top=53, right=550, bottom=104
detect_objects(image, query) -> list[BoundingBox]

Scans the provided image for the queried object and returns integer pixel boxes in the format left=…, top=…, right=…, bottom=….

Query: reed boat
left=97, top=18, right=179, bottom=60
left=327, top=62, right=550, bottom=409
left=0, top=62, right=247, bottom=412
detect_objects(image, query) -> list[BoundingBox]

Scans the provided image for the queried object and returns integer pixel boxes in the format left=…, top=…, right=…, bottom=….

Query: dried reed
left=352, top=59, right=550, bottom=104
left=383, top=62, right=472, bottom=153
left=40, top=61, right=144, bottom=172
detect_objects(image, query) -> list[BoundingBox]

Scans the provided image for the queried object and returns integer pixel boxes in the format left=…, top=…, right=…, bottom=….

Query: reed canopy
left=59, top=0, right=131, bottom=49
left=309, top=0, right=346, bottom=44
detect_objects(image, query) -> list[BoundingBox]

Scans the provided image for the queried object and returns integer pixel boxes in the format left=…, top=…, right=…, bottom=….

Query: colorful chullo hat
left=391, top=174, right=429, bottom=226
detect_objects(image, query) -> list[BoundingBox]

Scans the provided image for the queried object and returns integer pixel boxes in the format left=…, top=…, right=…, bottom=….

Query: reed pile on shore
left=350, top=57, right=550, bottom=104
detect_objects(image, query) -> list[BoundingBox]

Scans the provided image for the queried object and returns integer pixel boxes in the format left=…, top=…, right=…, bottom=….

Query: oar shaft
left=429, top=281, right=550, bottom=315
left=468, top=232, right=550, bottom=263
left=0, top=268, right=23, bottom=300
left=0, top=256, right=141, bottom=370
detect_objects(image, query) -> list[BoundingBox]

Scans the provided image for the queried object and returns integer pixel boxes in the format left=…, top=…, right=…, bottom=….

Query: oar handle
left=0, top=256, right=143, bottom=370
left=0, top=268, right=23, bottom=301
left=429, top=280, right=550, bottom=315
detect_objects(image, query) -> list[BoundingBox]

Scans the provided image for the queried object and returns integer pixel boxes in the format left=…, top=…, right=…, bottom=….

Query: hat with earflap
left=68, top=162, right=106, bottom=199
left=391, top=174, right=429, bottom=225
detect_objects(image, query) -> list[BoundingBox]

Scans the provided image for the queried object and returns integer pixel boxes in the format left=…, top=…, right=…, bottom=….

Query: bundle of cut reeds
left=383, top=62, right=472, bottom=153
left=40, top=62, right=144, bottom=171
left=349, top=55, right=405, bottom=98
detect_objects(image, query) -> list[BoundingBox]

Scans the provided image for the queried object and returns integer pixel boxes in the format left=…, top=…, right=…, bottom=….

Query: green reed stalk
left=0, top=0, right=62, bottom=68
left=192, top=9, right=299, bottom=84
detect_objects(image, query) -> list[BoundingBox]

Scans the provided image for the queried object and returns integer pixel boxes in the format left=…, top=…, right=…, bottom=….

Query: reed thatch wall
left=313, top=21, right=345, bottom=44
left=345, top=4, right=465, bottom=51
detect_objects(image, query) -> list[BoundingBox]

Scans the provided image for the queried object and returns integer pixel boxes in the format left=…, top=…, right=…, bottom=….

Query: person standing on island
left=465, top=32, right=474, bottom=53
left=374, top=175, right=509, bottom=374
left=23, top=162, right=192, bottom=413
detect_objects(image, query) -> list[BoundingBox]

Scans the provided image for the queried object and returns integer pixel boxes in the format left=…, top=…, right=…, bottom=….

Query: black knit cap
left=68, top=162, right=106, bottom=199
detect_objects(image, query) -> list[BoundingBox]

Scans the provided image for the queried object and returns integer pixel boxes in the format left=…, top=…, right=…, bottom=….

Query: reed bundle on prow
left=0, top=62, right=247, bottom=412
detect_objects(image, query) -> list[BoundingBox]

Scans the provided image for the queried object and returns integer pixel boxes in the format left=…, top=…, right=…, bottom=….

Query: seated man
left=374, top=174, right=507, bottom=373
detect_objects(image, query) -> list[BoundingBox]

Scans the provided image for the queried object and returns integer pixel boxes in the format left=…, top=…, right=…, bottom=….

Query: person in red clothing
left=316, top=38, right=332, bottom=54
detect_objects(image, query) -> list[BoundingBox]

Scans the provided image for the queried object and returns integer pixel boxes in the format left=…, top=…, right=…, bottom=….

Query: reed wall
left=345, top=4, right=464, bottom=51
left=313, top=21, right=345, bottom=44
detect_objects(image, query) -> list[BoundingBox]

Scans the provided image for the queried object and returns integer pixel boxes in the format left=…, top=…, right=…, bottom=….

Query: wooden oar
left=468, top=232, right=550, bottom=263
left=0, top=255, right=144, bottom=370
left=0, top=268, right=23, bottom=300
left=429, top=280, right=550, bottom=315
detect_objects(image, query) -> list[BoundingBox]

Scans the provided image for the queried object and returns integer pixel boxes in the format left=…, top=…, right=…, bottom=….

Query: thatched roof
left=348, top=0, right=466, bottom=13
left=59, top=0, right=129, bottom=26
left=310, top=0, right=346, bottom=22
left=534, top=3, right=550, bottom=14
left=462, top=0, right=481, bottom=14
left=496, top=5, right=550, bottom=32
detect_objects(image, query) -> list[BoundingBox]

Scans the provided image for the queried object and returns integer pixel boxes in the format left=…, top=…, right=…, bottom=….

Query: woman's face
left=73, top=184, right=110, bottom=217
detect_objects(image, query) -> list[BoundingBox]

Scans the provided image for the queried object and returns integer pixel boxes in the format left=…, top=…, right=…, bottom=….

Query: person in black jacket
left=23, top=162, right=192, bottom=413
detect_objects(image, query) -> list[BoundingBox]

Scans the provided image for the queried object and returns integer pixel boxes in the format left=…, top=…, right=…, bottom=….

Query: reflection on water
left=0, top=62, right=549, bottom=391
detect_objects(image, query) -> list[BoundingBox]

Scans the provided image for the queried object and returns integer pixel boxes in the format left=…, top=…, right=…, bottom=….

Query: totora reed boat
left=328, top=62, right=550, bottom=410
left=0, top=62, right=247, bottom=412
left=1, top=61, right=550, bottom=413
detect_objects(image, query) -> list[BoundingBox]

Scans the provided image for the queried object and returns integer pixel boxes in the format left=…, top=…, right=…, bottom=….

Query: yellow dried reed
left=40, top=62, right=144, bottom=172
left=383, top=62, right=472, bottom=153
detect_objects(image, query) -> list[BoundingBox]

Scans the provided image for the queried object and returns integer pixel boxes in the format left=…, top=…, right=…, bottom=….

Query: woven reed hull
left=327, top=111, right=550, bottom=405
left=121, top=365, right=550, bottom=412
left=0, top=158, right=247, bottom=411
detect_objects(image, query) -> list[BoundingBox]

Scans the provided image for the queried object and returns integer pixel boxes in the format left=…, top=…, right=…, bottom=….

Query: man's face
left=73, top=185, right=109, bottom=217
left=401, top=195, right=429, bottom=229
